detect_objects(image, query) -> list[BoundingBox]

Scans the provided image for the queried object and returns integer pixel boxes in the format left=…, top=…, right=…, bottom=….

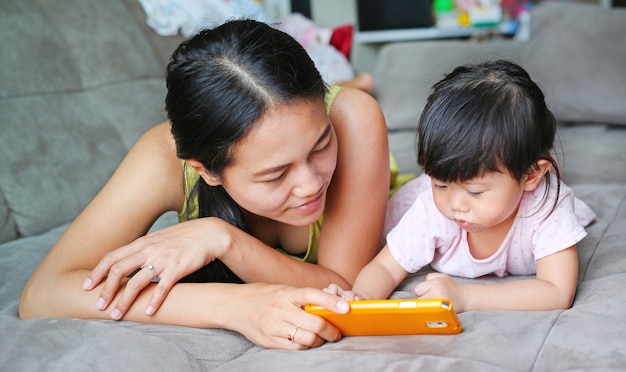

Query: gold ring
left=287, top=326, right=299, bottom=342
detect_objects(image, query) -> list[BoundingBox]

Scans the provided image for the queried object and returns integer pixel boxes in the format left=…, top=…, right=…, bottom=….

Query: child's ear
left=185, top=159, right=222, bottom=186
left=522, top=160, right=552, bottom=191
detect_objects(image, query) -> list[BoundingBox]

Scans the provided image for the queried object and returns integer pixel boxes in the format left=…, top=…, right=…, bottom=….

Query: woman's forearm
left=21, top=267, right=243, bottom=328
left=21, top=268, right=351, bottom=350
left=223, top=223, right=352, bottom=289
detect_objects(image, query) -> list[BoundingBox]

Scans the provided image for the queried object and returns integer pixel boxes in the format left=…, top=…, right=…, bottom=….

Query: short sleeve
left=386, top=195, right=437, bottom=273
left=531, top=181, right=588, bottom=259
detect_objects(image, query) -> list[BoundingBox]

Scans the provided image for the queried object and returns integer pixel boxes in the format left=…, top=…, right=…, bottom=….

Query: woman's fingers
left=92, top=260, right=145, bottom=313
left=238, top=285, right=348, bottom=349
left=107, top=267, right=155, bottom=319
left=84, top=247, right=134, bottom=291
left=280, top=325, right=324, bottom=350
left=288, top=288, right=349, bottom=343
left=144, top=274, right=175, bottom=315
left=108, top=263, right=179, bottom=319
left=292, top=287, right=350, bottom=314
left=83, top=234, right=152, bottom=293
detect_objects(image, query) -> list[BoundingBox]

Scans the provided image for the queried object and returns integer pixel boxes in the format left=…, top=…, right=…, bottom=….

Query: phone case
left=304, top=298, right=462, bottom=336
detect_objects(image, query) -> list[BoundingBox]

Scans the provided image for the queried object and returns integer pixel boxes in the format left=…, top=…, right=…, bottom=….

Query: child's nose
left=449, top=191, right=469, bottom=213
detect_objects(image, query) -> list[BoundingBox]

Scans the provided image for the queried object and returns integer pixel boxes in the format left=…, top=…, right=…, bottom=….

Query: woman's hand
left=231, top=284, right=349, bottom=349
left=83, top=217, right=233, bottom=319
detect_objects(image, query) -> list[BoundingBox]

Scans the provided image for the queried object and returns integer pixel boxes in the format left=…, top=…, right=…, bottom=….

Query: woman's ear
left=522, top=159, right=552, bottom=191
left=185, top=159, right=222, bottom=186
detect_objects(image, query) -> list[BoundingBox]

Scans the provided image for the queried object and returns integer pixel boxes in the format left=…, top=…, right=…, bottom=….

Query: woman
left=19, top=19, right=390, bottom=349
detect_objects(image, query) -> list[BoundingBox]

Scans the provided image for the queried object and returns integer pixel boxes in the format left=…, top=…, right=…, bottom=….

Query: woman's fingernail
left=111, top=309, right=122, bottom=320
left=95, top=297, right=106, bottom=310
left=145, top=306, right=155, bottom=315
left=82, top=278, right=92, bottom=290
left=336, top=300, right=349, bottom=312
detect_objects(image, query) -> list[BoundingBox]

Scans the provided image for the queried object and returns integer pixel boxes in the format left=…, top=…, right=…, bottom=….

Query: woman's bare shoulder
left=329, top=87, right=388, bottom=150
left=131, top=122, right=179, bottom=167
left=109, top=121, right=184, bottom=212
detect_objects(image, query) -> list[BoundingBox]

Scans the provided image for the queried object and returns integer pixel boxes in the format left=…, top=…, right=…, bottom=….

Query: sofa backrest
left=0, top=0, right=183, bottom=243
left=373, top=3, right=626, bottom=131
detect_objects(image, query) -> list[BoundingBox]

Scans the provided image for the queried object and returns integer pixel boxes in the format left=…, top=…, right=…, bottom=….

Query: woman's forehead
left=229, top=98, right=330, bottom=168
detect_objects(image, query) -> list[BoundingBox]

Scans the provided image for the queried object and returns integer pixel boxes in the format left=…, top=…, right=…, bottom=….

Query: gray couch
left=1, top=1, right=625, bottom=370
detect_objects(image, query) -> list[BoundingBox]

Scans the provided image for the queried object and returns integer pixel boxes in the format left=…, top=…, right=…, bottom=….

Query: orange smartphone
left=304, top=298, right=462, bottom=336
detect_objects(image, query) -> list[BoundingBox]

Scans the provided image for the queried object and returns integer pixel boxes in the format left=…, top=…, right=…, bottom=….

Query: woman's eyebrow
left=252, top=164, right=288, bottom=178
left=314, top=123, right=332, bottom=149
left=252, top=123, right=332, bottom=178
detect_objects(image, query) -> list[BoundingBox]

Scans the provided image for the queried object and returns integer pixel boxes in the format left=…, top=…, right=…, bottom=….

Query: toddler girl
left=327, top=60, right=596, bottom=312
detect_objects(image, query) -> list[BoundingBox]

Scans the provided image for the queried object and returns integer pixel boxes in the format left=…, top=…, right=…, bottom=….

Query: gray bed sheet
left=2, top=180, right=626, bottom=371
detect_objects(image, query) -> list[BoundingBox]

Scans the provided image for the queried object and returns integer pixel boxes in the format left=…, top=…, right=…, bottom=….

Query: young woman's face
left=430, top=170, right=525, bottom=234
left=219, top=98, right=338, bottom=227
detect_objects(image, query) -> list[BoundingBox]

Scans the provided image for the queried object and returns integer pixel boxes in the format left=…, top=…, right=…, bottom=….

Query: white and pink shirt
left=385, top=173, right=595, bottom=278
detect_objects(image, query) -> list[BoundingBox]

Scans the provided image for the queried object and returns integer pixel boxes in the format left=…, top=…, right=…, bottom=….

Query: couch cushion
left=0, top=1, right=81, bottom=98
left=0, top=0, right=176, bottom=239
left=0, top=197, right=17, bottom=246
left=374, top=40, right=529, bottom=131
left=0, top=78, right=170, bottom=240
left=373, top=3, right=626, bottom=130
left=0, top=93, right=129, bottom=238
left=528, top=3, right=626, bottom=125
left=0, top=0, right=165, bottom=98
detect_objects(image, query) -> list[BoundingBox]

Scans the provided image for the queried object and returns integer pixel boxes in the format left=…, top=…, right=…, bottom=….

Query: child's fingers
left=323, top=283, right=344, bottom=297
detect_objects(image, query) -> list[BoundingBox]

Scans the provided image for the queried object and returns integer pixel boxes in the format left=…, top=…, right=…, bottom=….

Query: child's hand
left=324, top=284, right=364, bottom=301
left=414, top=273, right=466, bottom=312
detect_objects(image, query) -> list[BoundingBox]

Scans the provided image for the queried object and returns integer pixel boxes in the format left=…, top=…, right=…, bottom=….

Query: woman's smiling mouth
left=293, top=192, right=324, bottom=214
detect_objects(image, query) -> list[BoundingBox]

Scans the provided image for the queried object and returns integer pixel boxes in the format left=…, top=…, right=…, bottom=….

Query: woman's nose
left=292, top=165, right=323, bottom=197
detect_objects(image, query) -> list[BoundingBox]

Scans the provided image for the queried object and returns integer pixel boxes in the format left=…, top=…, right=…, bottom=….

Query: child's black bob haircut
left=417, top=59, right=560, bottom=187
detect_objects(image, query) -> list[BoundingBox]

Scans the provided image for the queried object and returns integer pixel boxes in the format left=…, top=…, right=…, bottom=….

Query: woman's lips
left=294, top=192, right=324, bottom=214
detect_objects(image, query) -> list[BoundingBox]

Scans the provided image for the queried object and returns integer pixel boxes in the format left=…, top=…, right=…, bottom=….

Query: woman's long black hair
left=166, top=20, right=326, bottom=283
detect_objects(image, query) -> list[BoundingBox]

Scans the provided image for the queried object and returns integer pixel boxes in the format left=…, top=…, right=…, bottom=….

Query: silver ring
left=142, top=264, right=160, bottom=282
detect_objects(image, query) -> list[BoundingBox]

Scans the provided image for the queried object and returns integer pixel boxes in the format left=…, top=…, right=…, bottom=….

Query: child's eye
left=468, top=191, right=483, bottom=197
left=434, top=184, right=447, bottom=190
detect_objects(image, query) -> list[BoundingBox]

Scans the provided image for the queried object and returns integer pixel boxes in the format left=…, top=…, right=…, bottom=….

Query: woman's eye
left=312, top=139, right=331, bottom=154
left=264, top=173, right=285, bottom=183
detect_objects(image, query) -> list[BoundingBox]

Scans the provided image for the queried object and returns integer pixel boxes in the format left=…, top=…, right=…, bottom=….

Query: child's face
left=430, top=170, right=525, bottom=234
left=218, top=98, right=338, bottom=227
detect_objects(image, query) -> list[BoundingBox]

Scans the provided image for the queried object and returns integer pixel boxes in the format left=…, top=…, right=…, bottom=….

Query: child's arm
left=414, top=246, right=579, bottom=312
left=347, top=245, right=410, bottom=300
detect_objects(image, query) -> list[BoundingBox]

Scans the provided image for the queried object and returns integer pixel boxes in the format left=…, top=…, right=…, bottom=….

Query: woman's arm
left=414, top=246, right=579, bottom=312
left=23, top=266, right=348, bottom=349
left=20, top=122, right=185, bottom=318
left=316, top=87, right=390, bottom=284
left=19, top=122, right=349, bottom=348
